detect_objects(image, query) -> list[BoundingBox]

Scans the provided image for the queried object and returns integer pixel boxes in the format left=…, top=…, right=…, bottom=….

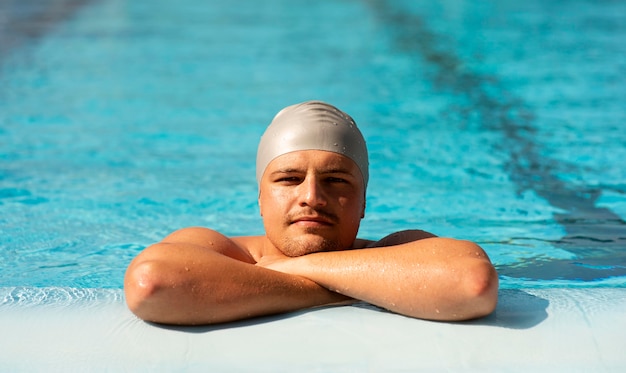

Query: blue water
left=1, top=0, right=625, bottom=290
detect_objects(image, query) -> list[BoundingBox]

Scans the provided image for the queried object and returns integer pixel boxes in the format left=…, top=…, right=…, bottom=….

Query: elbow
left=124, top=259, right=164, bottom=321
left=462, top=260, right=499, bottom=319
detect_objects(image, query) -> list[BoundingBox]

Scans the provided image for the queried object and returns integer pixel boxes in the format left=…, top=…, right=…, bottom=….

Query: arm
left=258, top=232, right=498, bottom=321
left=124, top=227, right=352, bottom=325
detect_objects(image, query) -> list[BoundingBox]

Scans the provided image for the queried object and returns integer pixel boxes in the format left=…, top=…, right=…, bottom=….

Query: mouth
left=289, top=212, right=337, bottom=227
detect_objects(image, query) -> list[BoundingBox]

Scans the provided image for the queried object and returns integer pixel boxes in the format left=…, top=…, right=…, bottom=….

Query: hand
left=255, top=252, right=358, bottom=306
left=256, top=254, right=297, bottom=275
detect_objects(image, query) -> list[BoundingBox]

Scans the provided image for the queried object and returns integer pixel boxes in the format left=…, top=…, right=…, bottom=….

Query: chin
left=279, top=234, right=342, bottom=257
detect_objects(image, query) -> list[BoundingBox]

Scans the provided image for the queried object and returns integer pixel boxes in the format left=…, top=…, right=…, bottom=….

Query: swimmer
left=124, top=101, right=498, bottom=325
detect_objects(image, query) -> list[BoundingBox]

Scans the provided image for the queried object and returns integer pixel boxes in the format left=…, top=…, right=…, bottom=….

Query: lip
left=291, top=216, right=334, bottom=226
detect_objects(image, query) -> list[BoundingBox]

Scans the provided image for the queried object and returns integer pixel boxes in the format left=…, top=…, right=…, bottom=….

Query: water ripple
left=0, top=287, right=124, bottom=308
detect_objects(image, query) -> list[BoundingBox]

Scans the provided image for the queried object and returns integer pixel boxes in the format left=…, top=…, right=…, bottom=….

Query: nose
left=298, top=176, right=327, bottom=207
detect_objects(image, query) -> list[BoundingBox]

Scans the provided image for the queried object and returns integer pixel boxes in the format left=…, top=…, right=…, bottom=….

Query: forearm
left=124, top=243, right=350, bottom=325
left=266, top=238, right=498, bottom=321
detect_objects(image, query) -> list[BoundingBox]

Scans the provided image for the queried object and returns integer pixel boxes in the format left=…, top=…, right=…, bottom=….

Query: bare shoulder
left=367, top=229, right=438, bottom=248
left=231, top=235, right=266, bottom=261
left=352, top=238, right=375, bottom=249
left=159, top=227, right=256, bottom=263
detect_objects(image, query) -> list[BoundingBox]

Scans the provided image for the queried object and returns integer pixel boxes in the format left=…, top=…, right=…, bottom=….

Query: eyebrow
left=271, top=168, right=355, bottom=176
left=269, top=168, right=301, bottom=177
left=320, top=168, right=354, bottom=175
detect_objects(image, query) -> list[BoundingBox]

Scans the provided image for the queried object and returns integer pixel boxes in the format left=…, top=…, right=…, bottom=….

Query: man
left=124, top=101, right=498, bottom=325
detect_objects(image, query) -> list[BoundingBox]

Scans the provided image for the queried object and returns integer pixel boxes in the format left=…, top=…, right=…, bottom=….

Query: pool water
left=1, top=0, right=625, bottom=290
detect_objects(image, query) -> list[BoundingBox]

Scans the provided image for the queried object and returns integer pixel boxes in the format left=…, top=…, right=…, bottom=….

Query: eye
left=275, top=176, right=301, bottom=184
left=326, top=176, right=348, bottom=184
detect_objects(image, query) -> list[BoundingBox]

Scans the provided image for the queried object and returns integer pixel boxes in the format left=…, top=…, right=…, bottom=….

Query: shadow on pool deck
left=149, top=289, right=549, bottom=333
left=467, top=289, right=549, bottom=329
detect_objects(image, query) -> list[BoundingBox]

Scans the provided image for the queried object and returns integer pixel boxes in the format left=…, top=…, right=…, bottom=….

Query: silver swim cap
left=256, top=101, right=369, bottom=188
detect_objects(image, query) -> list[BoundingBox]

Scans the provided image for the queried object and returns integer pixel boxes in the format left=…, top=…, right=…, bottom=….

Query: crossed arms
left=124, top=227, right=498, bottom=325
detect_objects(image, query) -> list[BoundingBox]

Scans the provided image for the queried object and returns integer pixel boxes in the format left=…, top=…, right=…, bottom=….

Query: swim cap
left=256, top=101, right=369, bottom=188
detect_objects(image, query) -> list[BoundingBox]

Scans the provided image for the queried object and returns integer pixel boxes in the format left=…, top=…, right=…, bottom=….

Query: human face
left=258, top=150, right=366, bottom=257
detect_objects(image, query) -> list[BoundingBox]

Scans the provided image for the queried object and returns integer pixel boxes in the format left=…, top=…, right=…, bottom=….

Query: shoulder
left=352, top=238, right=374, bottom=249
left=161, top=227, right=258, bottom=263
left=366, top=229, right=437, bottom=248
left=162, top=227, right=230, bottom=246
left=231, top=235, right=266, bottom=260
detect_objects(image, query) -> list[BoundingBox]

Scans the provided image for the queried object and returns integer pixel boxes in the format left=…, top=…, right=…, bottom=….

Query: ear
left=258, top=192, right=263, bottom=217
left=361, top=199, right=366, bottom=218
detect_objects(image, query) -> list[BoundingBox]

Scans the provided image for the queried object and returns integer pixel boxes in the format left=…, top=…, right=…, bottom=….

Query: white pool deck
left=1, top=287, right=625, bottom=372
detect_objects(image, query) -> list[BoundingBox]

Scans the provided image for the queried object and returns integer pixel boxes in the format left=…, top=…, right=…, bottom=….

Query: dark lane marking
left=368, top=0, right=626, bottom=280
left=0, top=0, right=95, bottom=58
